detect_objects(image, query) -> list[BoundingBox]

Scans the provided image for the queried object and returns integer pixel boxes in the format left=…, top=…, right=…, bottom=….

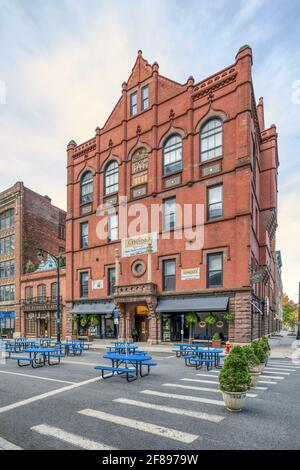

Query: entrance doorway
left=38, top=318, right=49, bottom=338
left=135, top=315, right=148, bottom=341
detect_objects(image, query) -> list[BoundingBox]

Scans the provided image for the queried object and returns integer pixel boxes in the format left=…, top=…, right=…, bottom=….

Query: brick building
left=65, top=45, right=279, bottom=344
left=20, top=256, right=66, bottom=338
left=0, top=182, right=66, bottom=337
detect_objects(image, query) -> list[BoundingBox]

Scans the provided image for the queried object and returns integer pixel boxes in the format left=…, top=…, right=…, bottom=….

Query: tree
left=282, top=293, right=298, bottom=330
left=185, top=313, right=198, bottom=343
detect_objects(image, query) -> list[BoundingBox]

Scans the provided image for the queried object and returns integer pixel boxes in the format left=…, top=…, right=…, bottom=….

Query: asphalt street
left=0, top=334, right=299, bottom=450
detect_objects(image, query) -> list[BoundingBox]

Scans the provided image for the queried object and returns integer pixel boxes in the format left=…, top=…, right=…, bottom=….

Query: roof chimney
left=257, top=97, right=265, bottom=132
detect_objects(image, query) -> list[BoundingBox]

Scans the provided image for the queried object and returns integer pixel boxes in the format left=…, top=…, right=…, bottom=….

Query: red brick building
left=0, top=182, right=66, bottom=337
left=65, top=45, right=279, bottom=344
left=20, top=259, right=66, bottom=338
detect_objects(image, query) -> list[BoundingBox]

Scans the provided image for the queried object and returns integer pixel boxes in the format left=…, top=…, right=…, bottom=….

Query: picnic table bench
left=99, top=353, right=157, bottom=380
left=94, top=365, right=137, bottom=382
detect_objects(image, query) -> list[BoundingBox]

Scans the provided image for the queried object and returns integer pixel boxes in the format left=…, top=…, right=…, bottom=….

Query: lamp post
left=37, top=249, right=62, bottom=344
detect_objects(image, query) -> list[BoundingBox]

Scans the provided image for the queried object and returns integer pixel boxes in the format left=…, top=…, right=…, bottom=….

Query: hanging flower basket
left=199, top=321, right=206, bottom=329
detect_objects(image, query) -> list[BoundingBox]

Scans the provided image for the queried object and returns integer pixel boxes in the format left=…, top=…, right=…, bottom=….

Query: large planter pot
left=258, top=363, right=265, bottom=373
left=222, top=391, right=247, bottom=412
left=212, top=339, right=222, bottom=348
left=250, top=372, right=260, bottom=387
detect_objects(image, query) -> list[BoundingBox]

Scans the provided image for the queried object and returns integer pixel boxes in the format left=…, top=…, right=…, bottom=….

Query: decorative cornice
left=192, top=68, right=237, bottom=101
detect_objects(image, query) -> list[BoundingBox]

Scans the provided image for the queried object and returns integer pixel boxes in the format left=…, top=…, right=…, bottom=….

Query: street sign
left=250, top=270, right=264, bottom=283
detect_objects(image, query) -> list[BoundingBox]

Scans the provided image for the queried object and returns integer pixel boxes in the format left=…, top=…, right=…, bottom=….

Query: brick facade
left=0, top=182, right=66, bottom=337
left=65, top=45, right=279, bottom=344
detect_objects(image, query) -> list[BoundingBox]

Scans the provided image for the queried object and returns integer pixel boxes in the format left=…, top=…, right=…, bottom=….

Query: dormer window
left=130, top=91, right=138, bottom=116
left=141, top=85, right=149, bottom=111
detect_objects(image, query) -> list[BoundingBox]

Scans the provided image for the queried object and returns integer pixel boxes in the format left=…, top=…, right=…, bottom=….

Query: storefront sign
left=181, top=268, right=200, bottom=280
left=92, top=280, right=104, bottom=290
left=136, top=306, right=149, bottom=315
left=121, top=232, right=158, bottom=258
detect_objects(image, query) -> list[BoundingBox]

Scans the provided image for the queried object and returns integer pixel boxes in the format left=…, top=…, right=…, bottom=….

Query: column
left=147, top=240, right=153, bottom=283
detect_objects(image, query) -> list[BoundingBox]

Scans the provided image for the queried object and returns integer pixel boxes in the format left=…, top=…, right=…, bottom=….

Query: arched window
left=163, top=134, right=182, bottom=176
left=0, top=208, right=15, bottom=230
left=131, top=148, right=148, bottom=186
left=200, top=118, right=223, bottom=162
left=80, top=171, right=93, bottom=204
left=105, top=161, right=119, bottom=195
left=37, top=284, right=46, bottom=302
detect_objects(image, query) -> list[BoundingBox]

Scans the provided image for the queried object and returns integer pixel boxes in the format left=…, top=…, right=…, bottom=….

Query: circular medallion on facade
left=216, top=321, right=224, bottom=328
left=132, top=259, right=146, bottom=277
left=199, top=321, right=206, bottom=328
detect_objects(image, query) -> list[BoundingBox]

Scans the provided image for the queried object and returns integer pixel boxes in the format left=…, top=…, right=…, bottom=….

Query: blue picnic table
left=184, top=348, right=224, bottom=369
left=12, top=347, right=63, bottom=368
left=101, top=352, right=156, bottom=381
left=106, top=344, right=138, bottom=354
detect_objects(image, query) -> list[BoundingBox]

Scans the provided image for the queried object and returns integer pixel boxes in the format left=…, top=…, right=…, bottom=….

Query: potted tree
left=251, top=340, right=267, bottom=373
left=131, top=328, right=138, bottom=342
left=219, top=345, right=251, bottom=412
left=260, top=337, right=271, bottom=363
left=186, top=313, right=198, bottom=343
left=243, top=345, right=261, bottom=387
left=212, top=332, right=222, bottom=348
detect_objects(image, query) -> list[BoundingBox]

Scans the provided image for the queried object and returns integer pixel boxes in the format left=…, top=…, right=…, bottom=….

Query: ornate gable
left=127, top=50, right=153, bottom=90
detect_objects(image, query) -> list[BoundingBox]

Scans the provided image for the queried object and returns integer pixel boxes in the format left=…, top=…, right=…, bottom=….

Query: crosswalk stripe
left=263, top=370, right=291, bottom=379
left=141, top=390, right=224, bottom=406
left=195, top=373, right=219, bottom=379
left=254, top=386, right=268, bottom=390
left=31, top=424, right=116, bottom=450
left=0, top=436, right=22, bottom=450
left=265, top=367, right=296, bottom=372
left=113, top=398, right=224, bottom=423
left=78, top=408, right=198, bottom=444
left=261, top=373, right=286, bottom=378
left=258, top=380, right=277, bottom=384
left=182, top=378, right=219, bottom=385
left=162, top=383, right=257, bottom=398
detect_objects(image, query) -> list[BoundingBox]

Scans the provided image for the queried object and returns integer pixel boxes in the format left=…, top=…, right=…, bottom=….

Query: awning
left=156, top=296, right=229, bottom=313
left=70, top=302, right=115, bottom=315
left=0, top=311, right=15, bottom=319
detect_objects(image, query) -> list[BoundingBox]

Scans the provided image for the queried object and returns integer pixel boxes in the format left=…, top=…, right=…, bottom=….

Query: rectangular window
left=108, top=213, right=118, bottom=242
left=163, top=197, right=176, bottom=231
left=0, top=284, right=15, bottom=301
left=59, top=224, right=66, bottom=240
left=80, top=272, right=89, bottom=298
left=207, top=185, right=223, bottom=220
left=51, top=283, right=58, bottom=300
left=108, top=267, right=116, bottom=296
left=0, top=260, right=14, bottom=278
left=80, top=222, right=89, bottom=248
left=130, top=91, right=138, bottom=116
left=207, top=253, right=223, bottom=288
left=141, top=85, right=149, bottom=111
left=163, top=259, right=176, bottom=291
left=0, top=235, right=15, bottom=255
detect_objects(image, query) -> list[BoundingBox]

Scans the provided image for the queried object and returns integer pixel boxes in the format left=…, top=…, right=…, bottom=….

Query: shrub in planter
left=219, top=345, right=251, bottom=412
left=243, top=345, right=261, bottom=387
left=251, top=340, right=267, bottom=372
left=212, top=332, right=222, bottom=348
left=259, top=337, right=271, bottom=363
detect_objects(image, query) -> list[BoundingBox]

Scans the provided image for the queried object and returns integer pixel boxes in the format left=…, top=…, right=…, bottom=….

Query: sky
left=0, top=0, right=299, bottom=301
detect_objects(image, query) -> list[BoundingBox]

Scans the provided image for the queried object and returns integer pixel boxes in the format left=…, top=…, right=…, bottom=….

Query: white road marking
left=162, top=383, right=257, bottom=398
left=254, top=386, right=268, bottom=390
left=114, top=398, right=224, bottom=423
left=260, top=373, right=286, bottom=378
left=195, top=373, right=219, bottom=379
left=265, top=366, right=297, bottom=371
left=31, top=424, right=115, bottom=450
left=182, top=378, right=219, bottom=385
left=263, top=370, right=290, bottom=375
left=141, top=390, right=225, bottom=406
left=79, top=408, right=198, bottom=444
left=0, top=376, right=101, bottom=415
left=258, top=380, right=277, bottom=384
left=0, top=370, right=75, bottom=385
left=0, top=436, right=22, bottom=450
